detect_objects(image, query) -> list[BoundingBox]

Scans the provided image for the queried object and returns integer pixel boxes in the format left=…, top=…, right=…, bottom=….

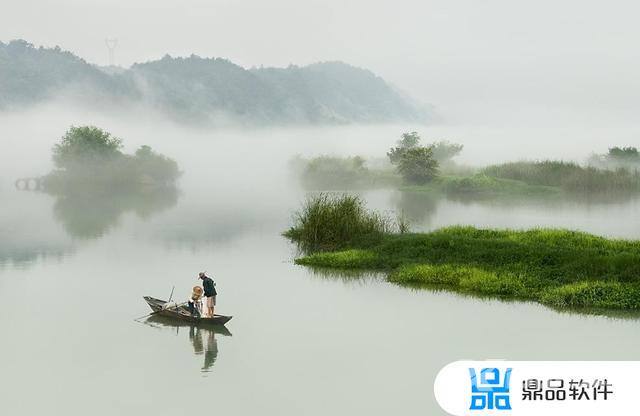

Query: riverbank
left=293, top=226, right=640, bottom=311
left=408, top=174, right=560, bottom=198
left=295, top=153, right=640, bottom=199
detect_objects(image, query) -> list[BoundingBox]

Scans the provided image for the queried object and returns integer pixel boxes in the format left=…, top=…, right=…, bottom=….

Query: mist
left=1, top=100, right=638, bottom=190
left=4, top=3, right=640, bottom=415
left=3, top=0, right=640, bottom=126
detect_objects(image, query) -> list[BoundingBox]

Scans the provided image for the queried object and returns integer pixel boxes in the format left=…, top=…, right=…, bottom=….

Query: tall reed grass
left=481, top=161, right=640, bottom=192
left=284, top=193, right=405, bottom=251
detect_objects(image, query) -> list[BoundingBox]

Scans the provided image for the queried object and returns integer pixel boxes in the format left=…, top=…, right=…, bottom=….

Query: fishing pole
left=133, top=286, right=179, bottom=322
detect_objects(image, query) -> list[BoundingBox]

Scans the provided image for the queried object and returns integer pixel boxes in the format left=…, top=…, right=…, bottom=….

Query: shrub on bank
left=283, top=193, right=404, bottom=251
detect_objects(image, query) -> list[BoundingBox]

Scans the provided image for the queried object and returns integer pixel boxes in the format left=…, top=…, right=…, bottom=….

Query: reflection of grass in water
left=396, top=280, right=640, bottom=321
left=51, top=186, right=179, bottom=239
left=402, top=174, right=560, bottom=199
left=302, top=264, right=384, bottom=285
left=294, top=226, right=640, bottom=313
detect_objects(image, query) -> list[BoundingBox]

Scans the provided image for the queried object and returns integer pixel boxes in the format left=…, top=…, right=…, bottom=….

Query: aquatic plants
left=293, top=224, right=640, bottom=311
left=301, top=155, right=370, bottom=188
left=292, top=155, right=400, bottom=190
left=283, top=193, right=404, bottom=251
left=435, top=174, right=559, bottom=197
left=588, top=146, right=640, bottom=171
left=481, top=160, right=640, bottom=193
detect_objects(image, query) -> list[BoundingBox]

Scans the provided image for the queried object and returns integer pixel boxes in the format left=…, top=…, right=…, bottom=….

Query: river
left=2, top=117, right=640, bottom=415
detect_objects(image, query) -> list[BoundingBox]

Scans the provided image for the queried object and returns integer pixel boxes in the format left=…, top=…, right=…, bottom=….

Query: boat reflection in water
left=143, top=315, right=232, bottom=373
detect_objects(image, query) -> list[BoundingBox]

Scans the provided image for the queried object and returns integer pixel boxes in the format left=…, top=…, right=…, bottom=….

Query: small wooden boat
left=143, top=315, right=233, bottom=336
left=143, top=296, right=232, bottom=326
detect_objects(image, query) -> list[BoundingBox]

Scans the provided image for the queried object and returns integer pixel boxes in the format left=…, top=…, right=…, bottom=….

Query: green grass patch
left=296, top=249, right=379, bottom=269
left=540, top=281, right=640, bottom=310
left=293, top=225, right=640, bottom=311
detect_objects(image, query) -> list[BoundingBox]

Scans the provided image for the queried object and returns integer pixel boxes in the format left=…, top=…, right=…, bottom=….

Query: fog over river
left=2, top=107, right=640, bottom=415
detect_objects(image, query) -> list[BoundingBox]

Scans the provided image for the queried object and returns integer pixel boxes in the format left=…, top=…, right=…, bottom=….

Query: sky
left=2, top=0, right=639, bottom=123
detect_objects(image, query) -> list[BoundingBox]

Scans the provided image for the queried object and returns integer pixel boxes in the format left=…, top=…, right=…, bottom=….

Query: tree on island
left=431, top=141, right=464, bottom=164
left=42, top=125, right=181, bottom=239
left=387, top=131, right=421, bottom=164
left=53, top=126, right=123, bottom=171
left=45, top=125, right=180, bottom=191
left=588, top=146, right=640, bottom=170
left=396, top=147, right=439, bottom=185
left=388, top=132, right=443, bottom=185
left=388, top=132, right=463, bottom=166
left=608, top=147, right=640, bottom=163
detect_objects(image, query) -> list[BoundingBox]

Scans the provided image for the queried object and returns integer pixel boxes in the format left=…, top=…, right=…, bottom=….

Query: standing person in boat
left=199, top=272, right=217, bottom=317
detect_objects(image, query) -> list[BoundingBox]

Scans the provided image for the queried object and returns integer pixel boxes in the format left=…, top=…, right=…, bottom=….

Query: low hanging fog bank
left=2, top=102, right=640, bottom=267
left=2, top=102, right=639, bottom=192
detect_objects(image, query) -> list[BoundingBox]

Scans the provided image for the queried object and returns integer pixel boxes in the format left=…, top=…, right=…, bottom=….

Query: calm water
left=2, top=120, right=640, bottom=415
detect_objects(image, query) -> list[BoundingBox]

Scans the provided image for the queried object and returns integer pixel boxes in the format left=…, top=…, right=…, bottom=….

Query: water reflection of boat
left=143, top=296, right=233, bottom=326
left=143, top=315, right=233, bottom=336
left=142, top=315, right=230, bottom=372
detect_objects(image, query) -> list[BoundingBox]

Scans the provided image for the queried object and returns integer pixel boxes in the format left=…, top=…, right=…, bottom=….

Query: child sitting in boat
left=188, top=286, right=204, bottom=318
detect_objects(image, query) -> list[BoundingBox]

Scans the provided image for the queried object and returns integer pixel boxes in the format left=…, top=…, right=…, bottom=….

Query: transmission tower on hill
left=105, top=38, right=118, bottom=66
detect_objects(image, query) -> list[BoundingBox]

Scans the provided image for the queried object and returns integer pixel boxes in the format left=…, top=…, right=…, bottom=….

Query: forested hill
left=0, top=40, right=430, bottom=124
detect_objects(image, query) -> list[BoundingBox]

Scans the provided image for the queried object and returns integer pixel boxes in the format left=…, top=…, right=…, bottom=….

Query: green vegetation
left=387, top=131, right=422, bottom=164
left=283, top=193, right=406, bottom=251
left=435, top=174, right=559, bottom=197
left=0, top=40, right=131, bottom=108
left=38, top=125, right=181, bottom=239
left=0, top=40, right=428, bottom=123
left=589, top=146, right=640, bottom=170
left=609, top=146, right=640, bottom=161
left=292, top=155, right=399, bottom=189
left=43, top=126, right=180, bottom=192
left=295, top=131, right=639, bottom=200
left=296, top=133, right=467, bottom=189
left=387, top=132, right=465, bottom=185
left=286, top=196, right=640, bottom=311
left=387, top=132, right=463, bottom=167
left=396, top=147, right=439, bottom=185
left=481, top=161, right=640, bottom=193
left=431, top=141, right=464, bottom=165
left=294, top=225, right=640, bottom=311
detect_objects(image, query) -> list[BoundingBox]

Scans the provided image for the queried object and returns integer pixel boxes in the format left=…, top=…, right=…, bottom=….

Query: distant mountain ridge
left=0, top=39, right=430, bottom=124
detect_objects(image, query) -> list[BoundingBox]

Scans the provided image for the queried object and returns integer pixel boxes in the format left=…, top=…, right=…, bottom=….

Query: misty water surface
left=2, top=110, right=640, bottom=415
